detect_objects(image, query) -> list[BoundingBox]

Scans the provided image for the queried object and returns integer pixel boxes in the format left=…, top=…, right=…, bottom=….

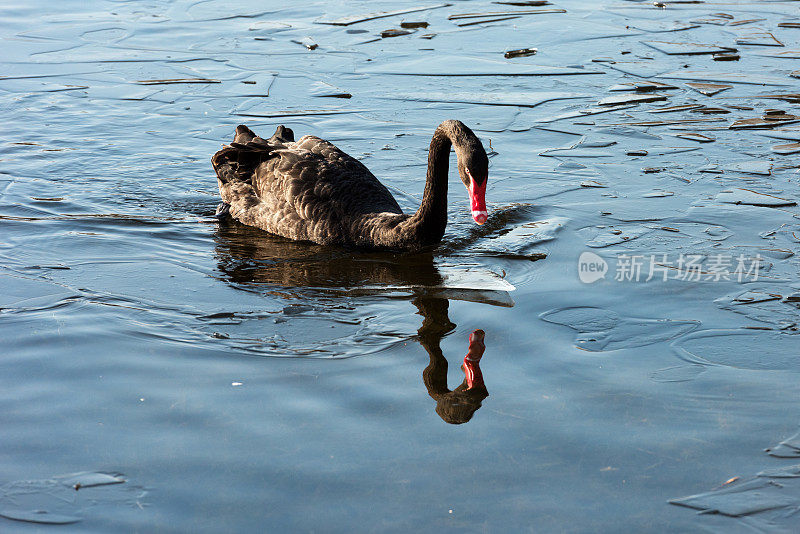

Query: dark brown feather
left=211, top=121, right=488, bottom=250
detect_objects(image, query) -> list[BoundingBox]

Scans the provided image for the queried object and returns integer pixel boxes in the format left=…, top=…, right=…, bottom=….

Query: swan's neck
left=408, top=120, right=475, bottom=244
left=412, top=130, right=450, bottom=240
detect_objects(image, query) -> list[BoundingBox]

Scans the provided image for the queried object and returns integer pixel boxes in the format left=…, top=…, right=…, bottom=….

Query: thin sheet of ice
left=673, top=330, right=800, bottom=371
left=540, top=306, right=699, bottom=352
left=315, top=4, right=450, bottom=26
left=716, top=189, right=795, bottom=207
left=389, top=91, right=591, bottom=107
left=359, top=57, right=604, bottom=76
left=642, top=40, right=736, bottom=55
left=657, top=70, right=791, bottom=86
left=364, top=264, right=515, bottom=292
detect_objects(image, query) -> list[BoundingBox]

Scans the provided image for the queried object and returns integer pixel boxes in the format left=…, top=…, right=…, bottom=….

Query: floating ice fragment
left=693, top=106, right=729, bottom=114
left=670, top=478, right=795, bottom=516
left=391, top=91, right=590, bottom=107
left=309, top=81, right=351, bottom=99
left=690, top=17, right=730, bottom=26
left=504, top=48, right=537, bottom=59
left=770, top=430, right=800, bottom=458
left=736, top=32, right=784, bottom=47
left=608, top=80, right=677, bottom=92
left=585, top=224, right=651, bottom=247
left=316, top=4, right=450, bottom=25
left=492, top=0, right=552, bottom=5
left=541, top=307, right=699, bottom=352
left=648, top=104, right=704, bottom=113
left=773, top=142, right=800, bottom=155
left=642, top=40, right=736, bottom=55
left=540, top=147, right=614, bottom=158
left=466, top=217, right=565, bottom=260
left=754, top=93, right=800, bottom=104
left=758, top=248, right=793, bottom=260
left=234, top=109, right=371, bottom=119
left=455, top=15, right=520, bottom=26
left=685, top=82, right=732, bottom=96
left=650, top=364, right=706, bottom=382
left=757, top=465, right=800, bottom=478
left=381, top=28, right=412, bottom=38
left=609, top=118, right=724, bottom=127
left=248, top=21, right=292, bottom=32
left=0, top=471, right=131, bottom=526
left=447, top=9, right=565, bottom=20
left=675, top=132, right=716, bottom=143
left=537, top=104, right=636, bottom=124
left=59, top=472, right=125, bottom=489
left=716, top=189, right=795, bottom=207
left=730, top=113, right=800, bottom=130
left=360, top=57, right=602, bottom=76
left=136, top=78, right=220, bottom=85
left=0, top=510, right=81, bottom=525
left=657, top=70, right=790, bottom=86
left=291, top=37, right=318, bottom=50
left=762, top=49, right=800, bottom=59
left=674, top=330, right=800, bottom=371
left=732, top=291, right=782, bottom=304
left=723, top=161, right=772, bottom=175
left=729, top=18, right=764, bottom=27
left=712, top=52, right=739, bottom=61
left=607, top=61, right=669, bottom=78
left=630, top=21, right=699, bottom=33
left=643, top=190, right=674, bottom=197
left=598, top=93, right=668, bottom=106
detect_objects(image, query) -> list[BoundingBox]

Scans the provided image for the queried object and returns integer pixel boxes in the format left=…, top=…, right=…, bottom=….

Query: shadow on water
left=213, top=220, right=490, bottom=424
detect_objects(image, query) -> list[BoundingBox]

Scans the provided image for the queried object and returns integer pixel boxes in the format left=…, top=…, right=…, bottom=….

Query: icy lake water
left=2, top=0, right=800, bottom=531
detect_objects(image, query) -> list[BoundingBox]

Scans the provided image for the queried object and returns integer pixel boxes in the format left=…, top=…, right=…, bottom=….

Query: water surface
left=2, top=0, right=800, bottom=531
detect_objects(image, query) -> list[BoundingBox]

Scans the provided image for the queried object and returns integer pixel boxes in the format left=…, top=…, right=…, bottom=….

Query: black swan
left=211, top=120, right=489, bottom=250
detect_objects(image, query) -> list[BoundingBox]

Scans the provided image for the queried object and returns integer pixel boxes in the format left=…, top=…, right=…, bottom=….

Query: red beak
left=469, top=178, right=488, bottom=225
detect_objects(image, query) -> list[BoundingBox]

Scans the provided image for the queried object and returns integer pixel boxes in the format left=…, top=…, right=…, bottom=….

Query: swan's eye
left=465, top=167, right=487, bottom=186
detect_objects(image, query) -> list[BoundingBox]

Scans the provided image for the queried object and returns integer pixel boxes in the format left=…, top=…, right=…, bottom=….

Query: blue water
left=2, top=0, right=800, bottom=531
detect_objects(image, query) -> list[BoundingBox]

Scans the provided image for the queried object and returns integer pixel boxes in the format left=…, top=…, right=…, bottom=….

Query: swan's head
left=459, top=148, right=489, bottom=225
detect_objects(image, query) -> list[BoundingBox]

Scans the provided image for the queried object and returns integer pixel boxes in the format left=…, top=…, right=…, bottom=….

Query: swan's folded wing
left=212, top=131, right=405, bottom=246
left=294, top=135, right=374, bottom=176
left=211, top=141, right=275, bottom=185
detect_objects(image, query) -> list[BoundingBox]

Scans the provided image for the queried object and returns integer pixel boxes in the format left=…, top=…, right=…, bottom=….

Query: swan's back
left=212, top=125, right=404, bottom=246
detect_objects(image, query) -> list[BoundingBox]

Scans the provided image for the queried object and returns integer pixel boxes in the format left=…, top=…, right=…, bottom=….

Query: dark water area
left=2, top=0, right=800, bottom=531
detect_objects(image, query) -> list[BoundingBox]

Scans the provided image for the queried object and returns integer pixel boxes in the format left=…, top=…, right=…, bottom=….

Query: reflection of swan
left=214, top=221, right=515, bottom=307
left=211, top=120, right=489, bottom=250
left=213, top=221, right=445, bottom=289
left=213, top=227, right=490, bottom=424
left=415, top=297, right=488, bottom=425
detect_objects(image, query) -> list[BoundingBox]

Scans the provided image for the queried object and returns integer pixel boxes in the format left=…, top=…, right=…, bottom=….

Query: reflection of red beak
left=464, top=329, right=486, bottom=389
left=469, top=179, right=488, bottom=225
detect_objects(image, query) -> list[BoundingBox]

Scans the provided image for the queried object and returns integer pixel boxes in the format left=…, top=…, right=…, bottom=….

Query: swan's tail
left=269, top=125, right=294, bottom=143
left=233, top=125, right=257, bottom=144
left=233, top=124, right=294, bottom=145
left=212, top=125, right=292, bottom=184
